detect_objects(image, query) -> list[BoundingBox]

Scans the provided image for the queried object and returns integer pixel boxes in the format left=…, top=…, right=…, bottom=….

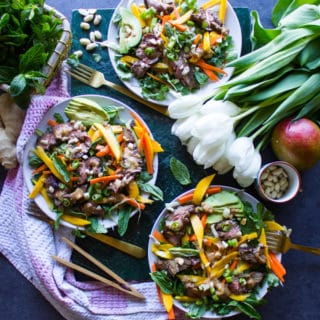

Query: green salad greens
left=0, top=0, right=63, bottom=109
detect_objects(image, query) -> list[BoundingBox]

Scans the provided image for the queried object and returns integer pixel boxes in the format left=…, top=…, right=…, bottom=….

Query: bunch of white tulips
left=168, top=95, right=262, bottom=187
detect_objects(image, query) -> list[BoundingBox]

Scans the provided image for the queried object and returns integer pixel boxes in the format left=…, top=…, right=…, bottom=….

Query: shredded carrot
left=117, top=132, right=124, bottom=143
left=189, top=234, right=197, bottom=242
left=89, top=174, right=121, bottom=185
left=193, top=34, right=202, bottom=45
left=195, top=59, right=227, bottom=75
left=70, top=176, right=79, bottom=182
left=178, top=186, right=221, bottom=204
left=170, top=22, right=187, bottom=32
left=268, top=252, right=286, bottom=282
left=125, top=198, right=146, bottom=210
left=152, top=230, right=169, bottom=243
left=42, top=170, right=52, bottom=175
left=96, top=145, right=111, bottom=157
left=130, top=111, right=150, bottom=134
left=229, top=259, right=239, bottom=271
left=32, top=163, right=47, bottom=175
left=177, top=192, right=193, bottom=204
left=47, top=119, right=58, bottom=126
left=206, top=186, right=222, bottom=195
left=167, top=307, right=175, bottom=320
left=201, top=214, right=207, bottom=227
left=141, top=132, right=154, bottom=175
left=158, top=14, right=171, bottom=26
left=202, top=68, right=219, bottom=81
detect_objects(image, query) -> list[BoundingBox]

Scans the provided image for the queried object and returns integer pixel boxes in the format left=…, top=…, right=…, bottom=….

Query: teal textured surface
left=70, top=8, right=252, bottom=281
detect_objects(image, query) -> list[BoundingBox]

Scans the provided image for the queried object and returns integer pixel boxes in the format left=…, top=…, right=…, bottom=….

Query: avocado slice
left=203, top=191, right=244, bottom=215
left=118, top=7, right=142, bottom=54
left=65, top=97, right=109, bottom=126
left=204, top=191, right=241, bottom=207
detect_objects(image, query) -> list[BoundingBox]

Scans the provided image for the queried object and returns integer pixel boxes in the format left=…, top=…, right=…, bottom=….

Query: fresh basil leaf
left=187, top=303, right=207, bottom=319
left=235, top=301, right=261, bottom=320
left=117, top=206, right=132, bottom=236
left=170, top=156, right=191, bottom=185
left=150, top=270, right=173, bottom=294
left=137, top=182, right=163, bottom=201
left=52, top=156, right=70, bottom=183
left=87, top=217, right=107, bottom=234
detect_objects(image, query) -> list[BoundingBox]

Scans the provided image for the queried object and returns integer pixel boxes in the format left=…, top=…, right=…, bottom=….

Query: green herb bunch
left=0, top=0, right=63, bottom=109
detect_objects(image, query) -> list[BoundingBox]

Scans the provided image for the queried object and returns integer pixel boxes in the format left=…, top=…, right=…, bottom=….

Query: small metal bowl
left=256, top=161, right=301, bottom=203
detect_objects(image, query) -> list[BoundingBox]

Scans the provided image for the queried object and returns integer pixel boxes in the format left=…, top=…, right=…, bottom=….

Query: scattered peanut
left=94, top=30, right=102, bottom=40
left=86, top=43, right=98, bottom=51
left=93, top=14, right=102, bottom=26
left=260, top=165, right=289, bottom=199
left=83, top=14, right=94, bottom=22
left=79, top=38, right=91, bottom=46
left=80, top=22, right=90, bottom=30
left=89, top=31, right=96, bottom=42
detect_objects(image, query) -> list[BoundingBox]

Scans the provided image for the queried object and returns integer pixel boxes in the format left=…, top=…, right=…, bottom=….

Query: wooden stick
left=54, top=237, right=145, bottom=300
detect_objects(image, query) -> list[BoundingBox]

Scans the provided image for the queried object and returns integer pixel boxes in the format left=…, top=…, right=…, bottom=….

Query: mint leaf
left=117, top=206, right=132, bottom=236
left=9, top=74, right=27, bottom=97
left=137, top=182, right=163, bottom=201
left=170, top=156, right=191, bottom=185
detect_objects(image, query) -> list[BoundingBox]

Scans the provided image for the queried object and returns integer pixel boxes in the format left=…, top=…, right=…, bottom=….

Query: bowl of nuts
left=256, top=161, right=301, bottom=203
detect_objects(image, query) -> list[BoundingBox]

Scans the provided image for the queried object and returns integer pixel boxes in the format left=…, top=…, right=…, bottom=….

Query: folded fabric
left=0, top=65, right=183, bottom=320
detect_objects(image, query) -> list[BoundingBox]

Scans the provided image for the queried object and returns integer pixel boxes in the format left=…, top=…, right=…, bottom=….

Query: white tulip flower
left=226, top=137, right=256, bottom=172
left=191, top=113, right=234, bottom=146
left=168, top=94, right=204, bottom=119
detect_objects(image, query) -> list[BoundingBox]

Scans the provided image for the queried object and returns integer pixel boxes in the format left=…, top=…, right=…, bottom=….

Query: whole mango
left=271, top=118, right=320, bottom=171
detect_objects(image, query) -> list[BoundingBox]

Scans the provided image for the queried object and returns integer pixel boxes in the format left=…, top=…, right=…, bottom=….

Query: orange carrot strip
left=193, top=34, right=202, bottom=45
left=206, top=186, right=222, bottom=195
left=130, top=111, right=150, bottom=134
left=189, top=234, right=197, bottom=242
left=170, top=22, right=187, bottom=32
left=89, top=174, right=121, bottom=185
left=42, top=170, right=52, bottom=175
left=152, top=230, right=169, bottom=243
left=178, top=192, right=193, bottom=204
left=268, top=252, right=286, bottom=282
left=178, top=186, right=222, bottom=204
left=195, top=59, right=228, bottom=75
left=117, top=132, right=124, bottom=143
left=125, top=198, right=146, bottom=210
left=229, top=259, right=239, bottom=271
left=70, top=176, right=79, bottom=182
left=32, top=163, right=47, bottom=175
left=141, top=133, right=154, bottom=175
left=96, top=145, right=111, bottom=157
left=47, top=119, right=58, bottom=126
left=167, top=306, right=175, bottom=320
left=202, top=68, right=219, bottom=81
left=158, top=14, right=171, bottom=26
left=201, top=214, right=207, bottom=227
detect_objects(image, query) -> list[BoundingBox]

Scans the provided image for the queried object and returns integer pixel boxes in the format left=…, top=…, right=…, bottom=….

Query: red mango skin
left=271, top=118, right=320, bottom=171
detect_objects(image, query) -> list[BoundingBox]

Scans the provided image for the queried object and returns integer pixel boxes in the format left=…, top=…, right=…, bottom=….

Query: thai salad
left=150, top=187, right=285, bottom=319
left=27, top=97, right=163, bottom=235
left=111, top=0, right=237, bottom=101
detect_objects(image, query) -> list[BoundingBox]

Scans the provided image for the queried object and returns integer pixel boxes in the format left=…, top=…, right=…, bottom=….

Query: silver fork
left=266, top=230, right=320, bottom=255
left=66, top=63, right=169, bottom=116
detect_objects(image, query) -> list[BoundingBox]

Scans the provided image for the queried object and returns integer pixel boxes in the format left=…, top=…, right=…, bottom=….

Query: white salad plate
left=108, top=0, right=242, bottom=106
left=23, top=94, right=158, bottom=230
left=148, top=185, right=281, bottom=319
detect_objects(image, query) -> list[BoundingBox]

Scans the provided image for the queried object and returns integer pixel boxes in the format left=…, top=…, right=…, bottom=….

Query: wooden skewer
left=30, top=213, right=146, bottom=258
left=53, top=237, right=145, bottom=300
